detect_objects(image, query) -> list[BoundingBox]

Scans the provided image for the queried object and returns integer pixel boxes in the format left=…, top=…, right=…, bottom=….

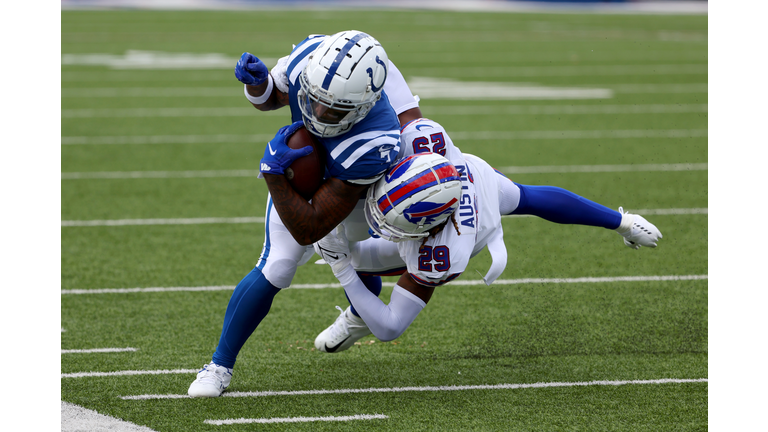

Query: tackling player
left=188, top=31, right=421, bottom=397
left=312, top=119, right=663, bottom=352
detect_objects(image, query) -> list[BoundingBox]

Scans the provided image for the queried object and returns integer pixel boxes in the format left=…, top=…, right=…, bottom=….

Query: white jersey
left=375, top=119, right=508, bottom=286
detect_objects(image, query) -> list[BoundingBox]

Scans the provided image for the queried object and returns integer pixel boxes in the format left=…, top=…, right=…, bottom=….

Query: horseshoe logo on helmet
left=366, top=55, right=387, bottom=92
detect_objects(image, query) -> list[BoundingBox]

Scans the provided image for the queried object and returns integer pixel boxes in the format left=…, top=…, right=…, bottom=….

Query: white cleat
left=187, top=362, right=232, bottom=397
left=315, top=306, right=372, bottom=353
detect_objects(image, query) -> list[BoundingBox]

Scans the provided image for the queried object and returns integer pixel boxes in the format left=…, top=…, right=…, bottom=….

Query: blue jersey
left=283, top=35, right=401, bottom=185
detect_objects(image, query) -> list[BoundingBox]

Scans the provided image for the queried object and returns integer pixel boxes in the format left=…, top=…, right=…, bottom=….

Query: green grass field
left=61, top=8, right=707, bottom=431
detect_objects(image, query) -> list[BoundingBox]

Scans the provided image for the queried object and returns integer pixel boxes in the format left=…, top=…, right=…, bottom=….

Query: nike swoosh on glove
left=313, top=226, right=352, bottom=275
left=260, top=121, right=313, bottom=175
left=234, top=52, right=269, bottom=86
left=616, top=207, right=663, bottom=249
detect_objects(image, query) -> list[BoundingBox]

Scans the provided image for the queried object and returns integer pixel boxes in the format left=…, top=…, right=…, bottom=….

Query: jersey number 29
left=418, top=245, right=450, bottom=272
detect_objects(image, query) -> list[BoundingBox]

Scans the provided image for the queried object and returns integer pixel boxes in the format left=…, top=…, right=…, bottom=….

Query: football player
left=312, top=119, right=663, bottom=352
left=188, top=31, right=422, bottom=397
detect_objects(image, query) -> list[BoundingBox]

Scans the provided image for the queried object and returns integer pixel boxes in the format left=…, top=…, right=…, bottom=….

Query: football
left=285, top=126, right=326, bottom=200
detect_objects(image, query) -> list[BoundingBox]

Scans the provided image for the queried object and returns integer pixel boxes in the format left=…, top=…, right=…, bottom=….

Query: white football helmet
left=365, top=153, right=462, bottom=242
left=298, top=30, right=389, bottom=138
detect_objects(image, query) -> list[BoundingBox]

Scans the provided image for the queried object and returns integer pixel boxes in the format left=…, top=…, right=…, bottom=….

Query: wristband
left=244, top=75, right=273, bottom=105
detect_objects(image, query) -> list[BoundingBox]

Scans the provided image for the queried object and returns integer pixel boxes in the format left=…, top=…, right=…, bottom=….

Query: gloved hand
left=314, top=225, right=352, bottom=275
left=616, top=207, right=663, bottom=249
left=260, top=121, right=313, bottom=175
left=235, top=52, right=269, bottom=86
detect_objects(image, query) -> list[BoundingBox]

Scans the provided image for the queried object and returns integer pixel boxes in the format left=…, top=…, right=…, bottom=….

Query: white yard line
left=61, top=274, right=708, bottom=295
left=60, top=208, right=706, bottom=228
left=412, top=64, right=707, bottom=78
left=62, top=217, right=265, bottom=227
left=62, top=401, right=158, bottom=432
left=61, top=127, right=708, bottom=146
left=496, top=163, right=707, bottom=174
left=61, top=170, right=262, bottom=180
left=62, top=347, right=138, bottom=354
left=62, top=134, right=272, bottom=145
left=121, top=378, right=708, bottom=401
left=205, top=414, right=389, bottom=426
left=427, top=104, right=707, bottom=115
left=59, top=85, right=707, bottom=99
left=61, top=161, right=707, bottom=181
left=61, top=369, right=198, bottom=379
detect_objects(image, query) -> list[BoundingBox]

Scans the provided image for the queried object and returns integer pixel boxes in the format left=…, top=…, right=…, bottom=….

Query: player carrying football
left=188, top=31, right=422, bottom=397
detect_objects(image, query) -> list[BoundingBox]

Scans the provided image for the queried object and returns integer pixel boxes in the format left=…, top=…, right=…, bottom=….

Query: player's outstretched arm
left=314, top=227, right=433, bottom=341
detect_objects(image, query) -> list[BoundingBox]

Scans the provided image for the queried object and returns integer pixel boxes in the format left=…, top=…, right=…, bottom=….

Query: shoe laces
left=327, top=306, right=351, bottom=339
left=197, top=362, right=231, bottom=383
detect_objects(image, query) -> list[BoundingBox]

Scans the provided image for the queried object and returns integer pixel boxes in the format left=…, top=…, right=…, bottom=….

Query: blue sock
left=347, top=273, right=382, bottom=317
left=511, top=183, right=621, bottom=229
left=211, top=266, right=280, bottom=369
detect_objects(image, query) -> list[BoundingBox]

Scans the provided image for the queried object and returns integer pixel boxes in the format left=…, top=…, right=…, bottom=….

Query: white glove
left=313, top=225, right=352, bottom=274
left=615, top=207, right=663, bottom=249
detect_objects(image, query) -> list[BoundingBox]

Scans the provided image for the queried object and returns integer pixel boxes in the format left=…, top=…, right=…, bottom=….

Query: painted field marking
left=62, top=347, right=138, bottom=354
left=59, top=84, right=708, bottom=99
left=60, top=208, right=706, bottom=228
left=62, top=401, right=158, bottom=432
left=61, top=274, right=708, bottom=295
left=413, top=64, right=707, bottom=78
left=62, top=134, right=273, bottom=145
left=496, top=163, right=707, bottom=174
left=61, top=51, right=270, bottom=70
left=60, top=162, right=707, bottom=181
left=61, top=369, right=197, bottom=379
left=62, top=217, right=265, bottom=227
left=427, top=103, right=707, bottom=115
left=61, top=107, right=282, bottom=118
left=121, top=378, right=707, bottom=401
left=62, top=170, right=262, bottom=180
left=61, top=127, right=707, bottom=145
left=204, top=414, right=389, bottom=426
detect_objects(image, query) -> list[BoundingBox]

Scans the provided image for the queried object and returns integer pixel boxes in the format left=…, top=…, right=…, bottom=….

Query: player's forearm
left=263, top=175, right=362, bottom=245
left=244, top=76, right=288, bottom=111
left=334, top=265, right=425, bottom=341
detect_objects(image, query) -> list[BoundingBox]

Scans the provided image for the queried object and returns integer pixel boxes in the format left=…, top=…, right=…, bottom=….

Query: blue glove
left=260, top=121, right=313, bottom=175
left=235, top=52, right=269, bottom=86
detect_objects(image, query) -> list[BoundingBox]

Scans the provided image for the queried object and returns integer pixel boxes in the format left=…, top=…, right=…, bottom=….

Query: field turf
left=61, top=8, right=707, bottom=431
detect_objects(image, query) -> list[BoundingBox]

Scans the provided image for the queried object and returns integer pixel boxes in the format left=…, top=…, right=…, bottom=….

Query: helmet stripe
left=378, top=162, right=460, bottom=215
left=322, top=32, right=369, bottom=90
left=433, top=163, right=461, bottom=183
left=378, top=169, right=437, bottom=214
left=407, top=197, right=458, bottom=218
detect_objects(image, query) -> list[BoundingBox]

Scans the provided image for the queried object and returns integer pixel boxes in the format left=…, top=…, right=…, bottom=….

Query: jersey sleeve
left=270, top=55, right=291, bottom=94
left=384, top=60, right=420, bottom=115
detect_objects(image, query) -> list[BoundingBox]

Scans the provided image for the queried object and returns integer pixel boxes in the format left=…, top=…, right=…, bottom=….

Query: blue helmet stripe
left=321, top=32, right=369, bottom=90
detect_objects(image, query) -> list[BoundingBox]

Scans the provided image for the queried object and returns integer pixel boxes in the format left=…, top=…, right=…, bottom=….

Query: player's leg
left=189, top=197, right=311, bottom=397
left=495, top=170, right=621, bottom=229
left=315, top=237, right=405, bottom=353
